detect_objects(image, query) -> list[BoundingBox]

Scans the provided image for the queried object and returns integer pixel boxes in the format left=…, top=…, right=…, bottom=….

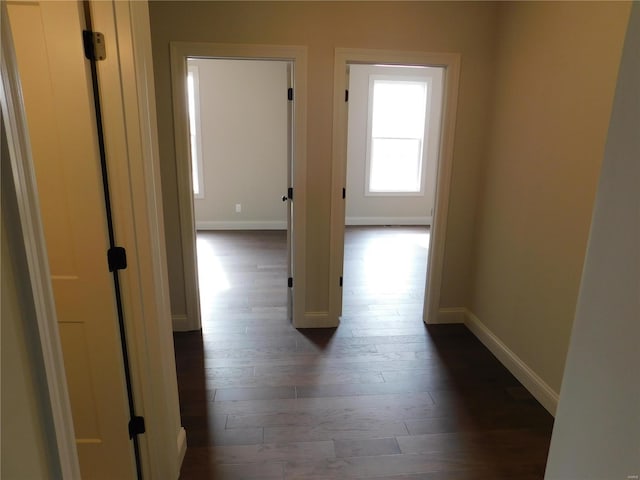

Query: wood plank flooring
left=175, top=227, right=553, bottom=479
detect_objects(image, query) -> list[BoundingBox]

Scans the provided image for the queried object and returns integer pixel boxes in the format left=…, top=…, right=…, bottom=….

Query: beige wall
left=546, top=4, right=640, bottom=475
left=192, top=58, right=288, bottom=229
left=149, top=0, right=499, bottom=315
left=470, top=1, right=631, bottom=393
left=346, top=64, right=443, bottom=225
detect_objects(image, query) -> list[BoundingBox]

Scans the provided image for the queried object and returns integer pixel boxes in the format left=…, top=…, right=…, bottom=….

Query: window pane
left=190, top=134, right=200, bottom=195
left=187, top=71, right=200, bottom=195
left=369, top=138, right=421, bottom=192
left=371, top=81, right=427, bottom=139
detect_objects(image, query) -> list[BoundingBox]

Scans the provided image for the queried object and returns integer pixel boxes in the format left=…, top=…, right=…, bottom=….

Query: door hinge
left=128, top=416, right=145, bottom=439
left=288, top=277, right=293, bottom=288
left=288, top=187, right=293, bottom=200
left=287, top=88, right=293, bottom=101
left=339, top=276, right=343, bottom=287
left=82, top=30, right=106, bottom=61
left=107, top=246, right=127, bottom=272
left=345, top=89, right=349, bottom=102
left=342, top=188, right=346, bottom=199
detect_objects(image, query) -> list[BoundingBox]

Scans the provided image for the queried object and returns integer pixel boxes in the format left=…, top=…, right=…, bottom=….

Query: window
left=187, top=61, right=204, bottom=198
left=366, top=76, right=429, bottom=195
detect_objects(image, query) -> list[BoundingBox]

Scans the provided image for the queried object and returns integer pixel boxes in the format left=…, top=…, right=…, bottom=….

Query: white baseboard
left=293, top=311, right=338, bottom=329
left=345, top=216, right=432, bottom=226
left=172, top=314, right=191, bottom=332
left=195, top=220, right=286, bottom=230
left=464, top=309, right=559, bottom=416
left=433, top=307, right=467, bottom=324
left=176, top=426, right=187, bottom=473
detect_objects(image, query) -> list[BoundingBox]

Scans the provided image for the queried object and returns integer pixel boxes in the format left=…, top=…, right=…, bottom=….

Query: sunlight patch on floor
left=196, top=236, right=230, bottom=300
left=361, top=231, right=429, bottom=295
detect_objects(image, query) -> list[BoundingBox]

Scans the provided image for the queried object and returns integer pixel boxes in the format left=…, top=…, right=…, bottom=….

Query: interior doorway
left=170, top=43, right=307, bottom=330
left=341, top=64, right=444, bottom=321
left=185, top=58, right=292, bottom=324
left=329, top=49, right=461, bottom=325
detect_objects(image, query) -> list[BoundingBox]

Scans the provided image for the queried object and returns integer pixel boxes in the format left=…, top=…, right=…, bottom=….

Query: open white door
left=286, top=61, right=294, bottom=322
left=7, top=2, right=136, bottom=478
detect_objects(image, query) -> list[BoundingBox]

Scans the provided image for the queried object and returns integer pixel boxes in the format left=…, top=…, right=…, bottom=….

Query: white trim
left=329, top=48, right=461, bottom=327
left=434, top=307, right=560, bottom=415
left=177, top=426, right=187, bottom=468
left=295, top=312, right=335, bottom=329
left=170, top=44, right=203, bottom=333
left=434, top=307, right=467, bottom=324
left=91, top=1, right=184, bottom=477
left=0, top=5, right=81, bottom=478
left=345, top=216, right=432, bottom=226
left=170, top=42, right=308, bottom=331
left=464, top=309, right=559, bottom=415
left=196, top=220, right=287, bottom=231
left=172, top=314, right=191, bottom=332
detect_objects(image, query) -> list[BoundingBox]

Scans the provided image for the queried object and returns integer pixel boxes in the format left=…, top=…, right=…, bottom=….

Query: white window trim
left=364, top=74, right=433, bottom=197
left=187, top=62, right=205, bottom=199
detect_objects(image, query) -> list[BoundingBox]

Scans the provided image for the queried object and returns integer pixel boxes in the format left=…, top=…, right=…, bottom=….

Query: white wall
left=346, top=64, right=443, bottom=225
left=545, top=4, right=639, bottom=478
left=192, top=58, right=288, bottom=230
left=1, top=121, right=59, bottom=480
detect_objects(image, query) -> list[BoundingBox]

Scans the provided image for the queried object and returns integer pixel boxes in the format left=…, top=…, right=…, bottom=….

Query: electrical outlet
left=235, top=203, right=242, bottom=213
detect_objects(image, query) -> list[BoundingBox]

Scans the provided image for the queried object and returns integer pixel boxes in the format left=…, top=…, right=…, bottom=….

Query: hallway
left=174, top=228, right=553, bottom=479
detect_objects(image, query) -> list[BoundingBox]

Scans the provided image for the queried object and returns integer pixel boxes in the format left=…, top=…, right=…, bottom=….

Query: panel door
left=7, top=2, right=136, bottom=478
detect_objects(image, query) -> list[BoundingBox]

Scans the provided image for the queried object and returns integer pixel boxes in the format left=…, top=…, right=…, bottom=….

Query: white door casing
left=0, top=4, right=80, bottom=477
left=170, top=42, right=308, bottom=330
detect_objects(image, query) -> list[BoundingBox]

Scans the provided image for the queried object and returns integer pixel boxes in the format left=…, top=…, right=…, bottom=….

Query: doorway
left=185, top=58, right=291, bottom=324
left=341, top=64, right=443, bottom=321
left=170, top=43, right=308, bottom=330
left=329, top=49, right=461, bottom=325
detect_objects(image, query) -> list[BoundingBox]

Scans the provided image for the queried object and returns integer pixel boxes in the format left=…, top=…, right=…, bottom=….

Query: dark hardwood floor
left=175, top=227, right=553, bottom=479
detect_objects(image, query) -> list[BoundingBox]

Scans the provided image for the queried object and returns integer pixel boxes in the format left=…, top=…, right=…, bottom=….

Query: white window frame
left=365, top=74, right=433, bottom=196
left=187, top=61, right=205, bottom=199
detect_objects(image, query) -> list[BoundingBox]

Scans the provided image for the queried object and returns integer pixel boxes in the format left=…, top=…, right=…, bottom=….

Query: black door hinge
left=107, top=247, right=127, bottom=272
left=345, top=90, right=349, bottom=102
left=82, top=30, right=106, bottom=61
left=342, top=188, right=346, bottom=199
left=128, top=416, right=145, bottom=439
left=288, top=277, right=293, bottom=288
left=288, top=88, right=293, bottom=101
left=288, top=187, right=293, bottom=200
left=339, top=276, right=343, bottom=287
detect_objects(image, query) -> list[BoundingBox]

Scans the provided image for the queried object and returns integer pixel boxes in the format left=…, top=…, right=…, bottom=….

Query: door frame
left=169, top=42, right=308, bottom=330
left=1, top=1, right=185, bottom=478
left=1, top=6, right=80, bottom=477
left=329, top=48, right=461, bottom=325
